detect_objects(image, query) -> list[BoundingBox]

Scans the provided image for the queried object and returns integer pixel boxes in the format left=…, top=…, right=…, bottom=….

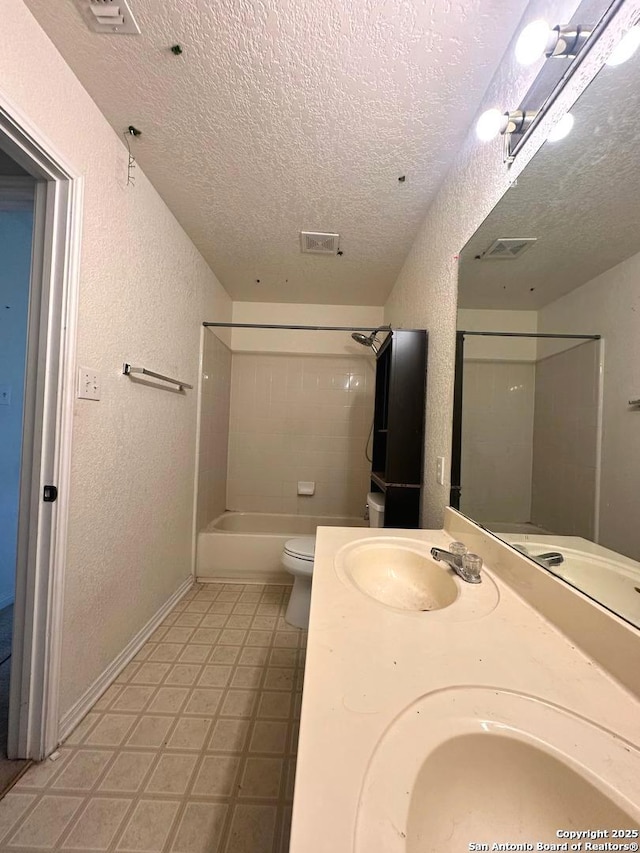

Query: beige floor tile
left=207, top=719, right=250, bottom=753
left=264, top=668, right=295, bottom=691
left=238, top=647, right=269, bottom=666
left=185, top=601, right=210, bottom=613
left=85, top=714, right=137, bottom=747
left=7, top=794, right=84, bottom=848
left=200, top=614, right=228, bottom=628
left=179, top=645, right=210, bottom=664
left=111, top=685, right=156, bottom=712
left=163, top=627, right=195, bottom=644
left=225, top=614, right=252, bottom=629
left=183, top=689, right=223, bottom=716
left=165, top=664, right=203, bottom=686
left=170, top=802, right=227, bottom=853
left=149, top=627, right=168, bottom=643
left=146, top=686, right=189, bottom=714
left=192, top=755, right=240, bottom=797
left=218, top=629, right=247, bottom=646
left=209, top=602, right=234, bottom=615
left=116, top=799, right=180, bottom=852
left=232, top=603, right=259, bottom=615
left=94, top=684, right=124, bottom=711
left=238, top=593, right=261, bottom=604
left=217, top=590, right=241, bottom=602
left=131, top=662, right=171, bottom=685
left=145, top=753, right=198, bottom=795
left=161, top=612, right=179, bottom=627
left=52, top=749, right=113, bottom=791
left=16, top=748, right=72, bottom=789
left=245, top=631, right=272, bottom=647
left=219, top=690, right=257, bottom=718
left=166, top=718, right=212, bottom=751
left=99, top=752, right=156, bottom=793
left=126, top=716, right=174, bottom=748
left=147, top=643, right=183, bottom=663
left=238, top=757, right=283, bottom=799
left=191, top=628, right=221, bottom=645
left=251, top=616, right=277, bottom=630
left=64, top=711, right=101, bottom=744
left=284, top=757, right=296, bottom=801
left=173, top=613, right=204, bottom=628
left=273, top=632, right=298, bottom=648
left=208, top=646, right=240, bottom=665
left=249, top=721, right=287, bottom=755
left=257, top=692, right=292, bottom=720
left=269, top=648, right=297, bottom=668
left=197, top=665, right=232, bottom=688
left=61, top=797, right=131, bottom=850
left=0, top=793, right=36, bottom=842
left=224, top=804, right=277, bottom=853
left=230, top=666, right=263, bottom=689
left=116, top=662, right=141, bottom=684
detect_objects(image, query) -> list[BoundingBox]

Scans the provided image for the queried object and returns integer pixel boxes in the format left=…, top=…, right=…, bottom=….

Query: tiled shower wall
left=227, top=354, right=375, bottom=517
left=531, top=341, right=600, bottom=538
left=460, top=360, right=535, bottom=524
left=197, top=331, right=232, bottom=531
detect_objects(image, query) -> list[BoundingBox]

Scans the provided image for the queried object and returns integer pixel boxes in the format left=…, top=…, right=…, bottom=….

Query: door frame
left=0, top=94, right=82, bottom=760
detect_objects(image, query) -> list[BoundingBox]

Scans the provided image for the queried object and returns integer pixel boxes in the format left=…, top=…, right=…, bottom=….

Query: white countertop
left=289, top=525, right=640, bottom=852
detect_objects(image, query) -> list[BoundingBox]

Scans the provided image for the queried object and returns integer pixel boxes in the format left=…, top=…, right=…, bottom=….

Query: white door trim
left=0, top=93, right=82, bottom=760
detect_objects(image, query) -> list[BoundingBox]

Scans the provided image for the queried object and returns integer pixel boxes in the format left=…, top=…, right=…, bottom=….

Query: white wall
left=383, top=0, right=632, bottom=527
left=0, top=202, right=34, bottom=608
left=457, top=308, right=538, bottom=361
left=231, top=302, right=385, bottom=355
left=538, top=251, right=640, bottom=559
left=2, top=0, right=232, bottom=720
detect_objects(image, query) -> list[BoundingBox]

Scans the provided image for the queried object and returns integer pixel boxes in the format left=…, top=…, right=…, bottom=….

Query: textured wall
left=197, top=330, right=232, bottom=531
left=2, top=0, right=232, bottom=719
left=383, top=0, right=634, bottom=528
left=0, top=206, right=34, bottom=608
left=227, top=353, right=373, bottom=517
left=531, top=342, right=599, bottom=538
left=538, top=253, right=640, bottom=560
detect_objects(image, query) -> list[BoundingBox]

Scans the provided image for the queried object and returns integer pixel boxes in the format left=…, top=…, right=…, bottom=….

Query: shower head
left=351, top=326, right=390, bottom=356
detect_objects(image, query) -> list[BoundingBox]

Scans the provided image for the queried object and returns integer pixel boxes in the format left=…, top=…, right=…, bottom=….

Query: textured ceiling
left=24, top=0, right=530, bottom=305
left=458, top=41, right=640, bottom=310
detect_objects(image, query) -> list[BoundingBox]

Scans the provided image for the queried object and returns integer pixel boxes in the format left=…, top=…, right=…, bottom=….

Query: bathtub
left=197, top=511, right=367, bottom=583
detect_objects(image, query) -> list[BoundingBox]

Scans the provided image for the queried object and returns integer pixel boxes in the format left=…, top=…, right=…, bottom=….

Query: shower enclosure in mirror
left=453, top=26, right=640, bottom=630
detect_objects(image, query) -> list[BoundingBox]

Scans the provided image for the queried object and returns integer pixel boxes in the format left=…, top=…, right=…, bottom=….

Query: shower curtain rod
left=459, top=331, right=600, bottom=340
left=202, top=322, right=392, bottom=332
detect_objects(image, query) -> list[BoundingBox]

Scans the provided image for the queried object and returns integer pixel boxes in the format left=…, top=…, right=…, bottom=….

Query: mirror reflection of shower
left=350, top=326, right=391, bottom=355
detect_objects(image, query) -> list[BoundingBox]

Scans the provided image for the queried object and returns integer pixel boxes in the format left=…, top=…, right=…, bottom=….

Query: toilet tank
left=367, top=492, right=385, bottom=528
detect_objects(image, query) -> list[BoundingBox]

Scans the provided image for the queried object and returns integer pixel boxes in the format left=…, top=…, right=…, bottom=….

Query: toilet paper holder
left=297, top=481, right=315, bottom=496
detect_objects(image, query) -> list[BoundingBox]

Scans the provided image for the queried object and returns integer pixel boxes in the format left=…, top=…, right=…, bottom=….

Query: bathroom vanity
left=289, top=510, right=640, bottom=852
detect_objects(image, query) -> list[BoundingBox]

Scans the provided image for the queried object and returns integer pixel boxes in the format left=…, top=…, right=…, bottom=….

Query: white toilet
left=282, top=493, right=385, bottom=629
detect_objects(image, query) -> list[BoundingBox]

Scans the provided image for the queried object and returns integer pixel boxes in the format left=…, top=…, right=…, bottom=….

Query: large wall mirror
left=454, top=37, right=640, bottom=630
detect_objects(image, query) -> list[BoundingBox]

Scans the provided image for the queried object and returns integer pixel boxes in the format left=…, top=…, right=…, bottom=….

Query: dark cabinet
left=370, top=329, right=427, bottom=527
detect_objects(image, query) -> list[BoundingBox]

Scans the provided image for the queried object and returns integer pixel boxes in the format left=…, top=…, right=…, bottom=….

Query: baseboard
left=58, top=576, right=193, bottom=744
left=196, top=573, right=292, bottom=586
left=0, top=593, right=15, bottom=611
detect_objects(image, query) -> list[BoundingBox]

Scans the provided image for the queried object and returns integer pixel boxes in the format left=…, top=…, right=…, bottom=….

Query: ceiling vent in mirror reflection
left=300, top=231, right=340, bottom=255
left=479, top=238, right=537, bottom=260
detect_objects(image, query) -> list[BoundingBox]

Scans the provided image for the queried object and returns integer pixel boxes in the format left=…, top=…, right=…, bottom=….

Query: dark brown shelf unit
left=370, top=329, right=427, bottom=528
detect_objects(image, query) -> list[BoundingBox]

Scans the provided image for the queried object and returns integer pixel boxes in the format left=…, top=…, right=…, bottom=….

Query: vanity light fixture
left=514, top=20, right=592, bottom=66
left=475, top=109, right=537, bottom=142
left=606, top=25, right=640, bottom=66
left=547, top=112, right=574, bottom=142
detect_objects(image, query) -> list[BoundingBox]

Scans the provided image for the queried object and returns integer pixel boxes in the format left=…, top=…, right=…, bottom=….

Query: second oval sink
left=335, top=539, right=459, bottom=612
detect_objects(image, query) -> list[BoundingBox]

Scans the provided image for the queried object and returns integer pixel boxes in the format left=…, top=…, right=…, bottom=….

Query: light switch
left=0, top=385, right=11, bottom=406
left=77, top=367, right=100, bottom=401
left=436, top=455, right=446, bottom=486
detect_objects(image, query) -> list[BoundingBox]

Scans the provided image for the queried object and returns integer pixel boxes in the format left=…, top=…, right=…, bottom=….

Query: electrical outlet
left=436, top=455, right=446, bottom=486
left=77, top=367, right=100, bottom=401
left=0, top=385, right=11, bottom=406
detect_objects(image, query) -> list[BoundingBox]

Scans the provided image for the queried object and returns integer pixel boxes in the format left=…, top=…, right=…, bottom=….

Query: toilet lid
left=283, top=537, right=315, bottom=561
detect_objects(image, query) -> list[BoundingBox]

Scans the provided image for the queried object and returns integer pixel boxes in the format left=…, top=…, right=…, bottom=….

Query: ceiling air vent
left=481, top=237, right=537, bottom=260
left=76, top=0, right=141, bottom=34
left=300, top=231, right=340, bottom=255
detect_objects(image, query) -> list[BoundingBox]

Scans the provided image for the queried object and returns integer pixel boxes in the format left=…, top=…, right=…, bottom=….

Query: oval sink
left=335, top=539, right=459, bottom=612
left=355, top=688, right=640, bottom=852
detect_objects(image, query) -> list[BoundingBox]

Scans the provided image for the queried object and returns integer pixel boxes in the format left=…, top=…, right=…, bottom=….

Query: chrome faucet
left=513, top=544, right=564, bottom=569
left=430, top=544, right=483, bottom=584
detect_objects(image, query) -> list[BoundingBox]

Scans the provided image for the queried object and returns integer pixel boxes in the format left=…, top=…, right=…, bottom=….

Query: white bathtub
left=197, top=511, right=367, bottom=583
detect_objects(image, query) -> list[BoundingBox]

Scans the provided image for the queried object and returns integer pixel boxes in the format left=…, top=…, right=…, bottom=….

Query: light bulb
left=606, top=26, right=640, bottom=67
left=547, top=113, right=574, bottom=142
left=476, top=109, right=504, bottom=142
left=515, top=20, right=552, bottom=65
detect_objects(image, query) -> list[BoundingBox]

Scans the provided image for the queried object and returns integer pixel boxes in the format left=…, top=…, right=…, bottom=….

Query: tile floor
left=0, top=582, right=305, bottom=852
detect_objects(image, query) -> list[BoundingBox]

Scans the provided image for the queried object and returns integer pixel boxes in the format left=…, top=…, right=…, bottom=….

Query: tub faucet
left=430, top=546, right=483, bottom=584
left=513, top=544, right=564, bottom=569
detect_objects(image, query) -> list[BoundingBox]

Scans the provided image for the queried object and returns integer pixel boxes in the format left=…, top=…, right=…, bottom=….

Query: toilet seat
left=283, top=537, right=315, bottom=561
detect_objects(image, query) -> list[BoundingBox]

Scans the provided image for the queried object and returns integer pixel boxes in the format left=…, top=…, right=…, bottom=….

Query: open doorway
left=0, top=154, right=36, bottom=790
left=0, top=97, right=81, bottom=792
